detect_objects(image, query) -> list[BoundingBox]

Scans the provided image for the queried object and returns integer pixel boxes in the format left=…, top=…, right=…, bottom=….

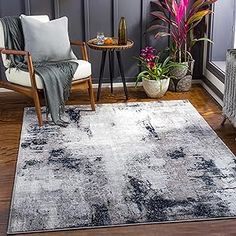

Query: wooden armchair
left=0, top=16, right=95, bottom=127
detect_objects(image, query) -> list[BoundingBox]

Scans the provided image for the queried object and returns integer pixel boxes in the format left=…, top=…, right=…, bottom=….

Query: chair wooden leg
left=33, top=90, right=43, bottom=126
left=27, top=54, right=43, bottom=126
left=88, top=77, right=95, bottom=111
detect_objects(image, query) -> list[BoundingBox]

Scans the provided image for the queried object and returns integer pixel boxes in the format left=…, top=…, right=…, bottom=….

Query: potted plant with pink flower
left=149, top=0, right=217, bottom=91
left=135, top=46, right=184, bottom=98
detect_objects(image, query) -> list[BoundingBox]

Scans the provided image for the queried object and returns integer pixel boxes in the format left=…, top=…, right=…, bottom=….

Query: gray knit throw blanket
left=0, top=16, right=78, bottom=126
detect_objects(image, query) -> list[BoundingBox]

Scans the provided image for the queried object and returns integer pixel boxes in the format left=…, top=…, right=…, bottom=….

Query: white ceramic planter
left=142, top=78, right=170, bottom=98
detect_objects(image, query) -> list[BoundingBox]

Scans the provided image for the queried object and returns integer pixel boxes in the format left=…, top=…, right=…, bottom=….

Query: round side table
left=87, top=38, right=134, bottom=101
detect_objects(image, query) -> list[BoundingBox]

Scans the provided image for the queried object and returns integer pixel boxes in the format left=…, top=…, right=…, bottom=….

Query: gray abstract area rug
left=8, top=100, right=236, bottom=234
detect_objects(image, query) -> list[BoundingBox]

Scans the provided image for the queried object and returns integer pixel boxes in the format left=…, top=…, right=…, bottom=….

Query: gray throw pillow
left=20, top=15, right=76, bottom=62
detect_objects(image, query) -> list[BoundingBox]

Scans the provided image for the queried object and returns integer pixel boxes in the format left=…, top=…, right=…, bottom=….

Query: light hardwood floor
left=0, top=85, right=236, bottom=236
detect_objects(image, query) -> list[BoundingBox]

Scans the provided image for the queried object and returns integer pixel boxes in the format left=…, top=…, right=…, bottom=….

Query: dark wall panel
left=58, top=0, right=84, bottom=58
left=0, top=0, right=25, bottom=16
left=0, top=0, right=203, bottom=83
left=58, top=0, right=84, bottom=40
left=147, top=2, right=168, bottom=52
left=116, top=0, right=142, bottom=78
left=29, top=0, right=54, bottom=19
left=85, top=0, right=113, bottom=80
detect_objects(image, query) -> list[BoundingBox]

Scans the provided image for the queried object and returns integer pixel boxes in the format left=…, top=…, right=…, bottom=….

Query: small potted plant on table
left=149, top=0, right=216, bottom=92
left=135, top=46, right=183, bottom=98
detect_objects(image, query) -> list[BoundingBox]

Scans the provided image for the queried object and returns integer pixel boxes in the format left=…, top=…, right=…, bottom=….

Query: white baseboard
left=92, top=82, right=141, bottom=88
left=0, top=79, right=202, bottom=92
left=1, top=79, right=223, bottom=107
left=93, top=79, right=202, bottom=88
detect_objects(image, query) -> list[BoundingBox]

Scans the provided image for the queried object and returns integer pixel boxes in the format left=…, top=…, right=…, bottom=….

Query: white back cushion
left=21, top=15, right=76, bottom=62
left=0, top=15, right=50, bottom=68
left=20, top=15, right=50, bottom=23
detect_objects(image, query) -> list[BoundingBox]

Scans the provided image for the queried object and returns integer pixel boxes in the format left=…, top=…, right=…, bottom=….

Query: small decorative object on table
left=118, top=17, right=127, bottom=45
left=135, top=46, right=184, bottom=98
left=96, top=32, right=105, bottom=45
left=87, top=37, right=134, bottom=101
left=104, top=37, right=114, bottom=45
left=149, top=0, right=217, bottom=92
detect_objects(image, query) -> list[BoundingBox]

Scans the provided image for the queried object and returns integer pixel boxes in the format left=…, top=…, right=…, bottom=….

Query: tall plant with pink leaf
left=149, top=0, right=217, bottom=63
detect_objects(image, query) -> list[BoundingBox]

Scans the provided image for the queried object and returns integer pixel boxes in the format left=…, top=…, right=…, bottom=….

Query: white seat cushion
left=5, top=60, right=91, bottom=89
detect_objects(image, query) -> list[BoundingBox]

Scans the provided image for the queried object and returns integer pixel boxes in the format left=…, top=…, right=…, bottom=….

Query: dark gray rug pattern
left=8, top=100, right=236, bottom=234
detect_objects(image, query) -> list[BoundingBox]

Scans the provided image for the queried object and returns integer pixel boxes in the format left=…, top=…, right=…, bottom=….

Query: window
left=209, top=0, right=235, bottom=73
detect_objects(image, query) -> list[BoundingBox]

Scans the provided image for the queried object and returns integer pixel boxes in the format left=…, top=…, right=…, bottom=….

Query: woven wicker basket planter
left=169, top=60, right=195, bottom=92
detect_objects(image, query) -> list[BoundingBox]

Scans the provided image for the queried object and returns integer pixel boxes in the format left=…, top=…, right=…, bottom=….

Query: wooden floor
left=0, top=85, right=236, bottom=236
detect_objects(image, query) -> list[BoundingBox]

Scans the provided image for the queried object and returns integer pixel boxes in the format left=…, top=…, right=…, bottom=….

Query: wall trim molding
left=24, top=0, right=31, bottom=15
left=83, top=0, right=90, bottom=42
left=113, top=0, right=119, bottom=38
left=141, top=0, right=148, bottom=49
left=53, top=0, right=60, bottom=18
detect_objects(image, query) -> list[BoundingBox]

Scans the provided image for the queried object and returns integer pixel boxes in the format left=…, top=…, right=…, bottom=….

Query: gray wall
left=0, top=0, right=203, bottom=83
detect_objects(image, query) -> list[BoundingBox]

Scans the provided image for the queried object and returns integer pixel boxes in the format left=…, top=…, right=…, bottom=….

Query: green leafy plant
left=149, top=0, right=217, bottom=62
left=135, top=46, right=185, bottom=86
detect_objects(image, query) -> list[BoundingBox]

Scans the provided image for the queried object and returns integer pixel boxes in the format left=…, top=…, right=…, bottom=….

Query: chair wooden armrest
left=70, top=41, right=89, bottom=61
left=0, top=47, right=29, bottom=56
left=0, top=48, right=37, bottom=91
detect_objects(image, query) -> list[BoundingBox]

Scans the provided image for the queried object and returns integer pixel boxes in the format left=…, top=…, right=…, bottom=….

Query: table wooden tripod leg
left=97, top=50, right=107, bottom=101
left=116, top=51, right=128, bottom=100
left=109, top=51, right=114, bottom=93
